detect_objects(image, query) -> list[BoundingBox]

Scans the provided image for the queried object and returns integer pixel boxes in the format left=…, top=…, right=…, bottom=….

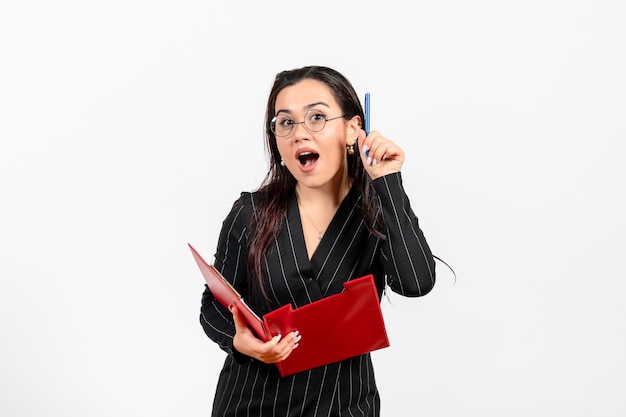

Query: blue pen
left=364, top=92, right=370, bottom=157
left=364, top=92, right=370, bottom=136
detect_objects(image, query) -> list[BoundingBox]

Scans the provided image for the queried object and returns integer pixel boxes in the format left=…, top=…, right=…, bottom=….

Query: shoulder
left=231, top=190, right=262, bottom=211
left=225, top=190, right=265, bottom=223
left=217, top=192, right=259, bottom=243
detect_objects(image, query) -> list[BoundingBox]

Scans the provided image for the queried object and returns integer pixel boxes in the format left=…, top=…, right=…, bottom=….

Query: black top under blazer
left=200, top=172, right=436, bottom=417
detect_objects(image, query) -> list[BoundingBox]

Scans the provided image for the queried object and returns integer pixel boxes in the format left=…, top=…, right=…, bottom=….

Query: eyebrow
left=275, top=101, right=331, bottom=115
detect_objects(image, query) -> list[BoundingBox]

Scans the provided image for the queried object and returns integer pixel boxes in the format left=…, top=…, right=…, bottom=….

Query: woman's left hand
left=357, top=129, right=405, bottom=180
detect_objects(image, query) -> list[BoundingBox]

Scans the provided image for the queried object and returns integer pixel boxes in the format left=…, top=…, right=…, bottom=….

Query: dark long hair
left=247, top=66, right=384, bottom=301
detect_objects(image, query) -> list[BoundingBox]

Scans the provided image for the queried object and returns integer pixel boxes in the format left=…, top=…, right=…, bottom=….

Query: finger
left=266, top=331, right=301, bottom=363
left=361, top=133, right=387, bottom=166
left=358, top=130, right=376, bottom=165
left=286, top=330, right=301, bottom=349
left=273, top=330, right=300, bottom=351
left=379, top=142, right=403, bottom=161
left=371, top=143, right=395, bottom=165
left=230, top=305, right=248, bottom=333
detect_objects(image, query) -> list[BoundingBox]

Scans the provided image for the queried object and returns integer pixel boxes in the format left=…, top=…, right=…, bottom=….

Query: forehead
left=275, top=78, right=339, bottom=113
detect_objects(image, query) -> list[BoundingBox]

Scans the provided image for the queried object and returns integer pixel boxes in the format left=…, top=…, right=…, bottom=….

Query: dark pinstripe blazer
left=200, top=172, right=436, bottom=417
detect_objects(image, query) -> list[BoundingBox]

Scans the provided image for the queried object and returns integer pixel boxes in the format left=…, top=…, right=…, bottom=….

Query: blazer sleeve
left=372, top=172, right=436, bottom=297
left=199, top=193, right=251, bottom=361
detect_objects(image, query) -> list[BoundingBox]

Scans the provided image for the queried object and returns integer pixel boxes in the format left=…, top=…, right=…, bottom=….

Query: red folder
left=189, top=243, right=390, bottom=377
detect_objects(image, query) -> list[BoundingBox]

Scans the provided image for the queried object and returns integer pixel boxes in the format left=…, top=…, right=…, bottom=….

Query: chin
left=296, top=178, right=323, bottom=189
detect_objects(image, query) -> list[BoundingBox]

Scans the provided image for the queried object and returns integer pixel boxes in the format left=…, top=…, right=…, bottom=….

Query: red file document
left=189, top=243, right=390, bottom=377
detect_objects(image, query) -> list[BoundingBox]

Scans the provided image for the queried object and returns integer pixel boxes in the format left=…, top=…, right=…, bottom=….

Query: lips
left=298, top=151, right=319, bottom=166
left=295, top=148, right=319, bottom=172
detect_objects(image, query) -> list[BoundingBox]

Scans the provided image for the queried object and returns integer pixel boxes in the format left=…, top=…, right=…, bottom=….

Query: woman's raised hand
left=357, top=129, right=405, bottom=179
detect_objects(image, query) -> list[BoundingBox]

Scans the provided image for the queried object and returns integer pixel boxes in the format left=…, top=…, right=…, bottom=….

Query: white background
left=1, top=1, right=625, bottom=416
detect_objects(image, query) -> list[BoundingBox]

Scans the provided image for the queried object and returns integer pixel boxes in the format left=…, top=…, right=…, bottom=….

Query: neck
left=295, top=175, right=351, bottom=245
left=296, top=166, right=352, bottom=207
left=295, top=180, right=351, bottom=208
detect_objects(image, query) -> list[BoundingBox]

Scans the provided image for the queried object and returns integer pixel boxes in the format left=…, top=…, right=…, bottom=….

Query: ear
left=345, top=115, right=362, bottom=145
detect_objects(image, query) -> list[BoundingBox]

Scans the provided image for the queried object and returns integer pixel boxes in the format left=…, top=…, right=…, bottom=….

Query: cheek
left=275, top=142, right=289, bottom=159
left=332, top=130, right=350, bottom=154
left=323, top=141, right=348, bottom=164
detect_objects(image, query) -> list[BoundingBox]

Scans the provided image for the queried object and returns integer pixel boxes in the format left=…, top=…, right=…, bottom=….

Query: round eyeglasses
left=270, top=109, right=346, bottom=137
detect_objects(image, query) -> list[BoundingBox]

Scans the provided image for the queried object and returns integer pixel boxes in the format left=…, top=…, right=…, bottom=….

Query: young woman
left=200, top=65, right=436, bottom=416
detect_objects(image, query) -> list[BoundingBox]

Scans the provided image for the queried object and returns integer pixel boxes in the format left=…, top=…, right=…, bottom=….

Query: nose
left=291, top=122, right=310, bottom=141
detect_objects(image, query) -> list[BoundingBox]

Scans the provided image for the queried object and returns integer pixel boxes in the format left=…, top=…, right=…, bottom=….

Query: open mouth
left=297, top=151, right=319, bottom=167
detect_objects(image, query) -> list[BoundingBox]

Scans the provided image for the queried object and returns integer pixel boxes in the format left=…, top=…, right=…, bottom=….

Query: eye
left=276, top=115, right=294, bottom=127
left=308, top=111, right=326, bottom=124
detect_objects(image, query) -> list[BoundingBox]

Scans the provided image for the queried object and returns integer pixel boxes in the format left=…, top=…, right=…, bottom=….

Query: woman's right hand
left=231, top=305, right=301, bottom=364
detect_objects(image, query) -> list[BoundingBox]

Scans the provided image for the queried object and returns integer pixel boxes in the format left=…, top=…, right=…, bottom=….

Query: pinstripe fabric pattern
left=200, top=172, right=435, bottom=416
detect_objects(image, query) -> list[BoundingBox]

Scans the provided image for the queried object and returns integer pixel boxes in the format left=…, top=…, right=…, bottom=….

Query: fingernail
left=275, top=334, right=282, bottom=342
left=367, top=156, right=372, bottom=165
left=293, top=343, right=299, bottom=349
left=372, top=159, right=377, bottom=166
left=291, top=331, right=300, bottom=340
left=362, top=145, right=369, bottom=157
